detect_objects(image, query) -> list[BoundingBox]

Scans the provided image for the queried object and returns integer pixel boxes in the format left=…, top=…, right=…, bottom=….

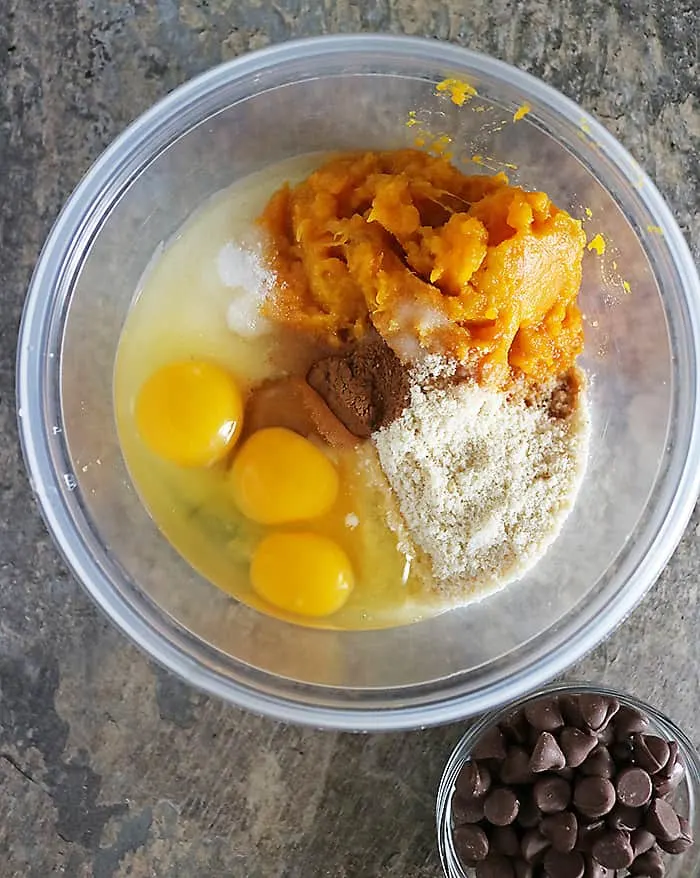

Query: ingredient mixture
left=450, top=692, right=694, bottom=876
left=115, top=147, right=590, bottom=630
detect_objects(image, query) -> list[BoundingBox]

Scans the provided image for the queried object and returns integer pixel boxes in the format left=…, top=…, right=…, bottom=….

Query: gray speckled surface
left=1, top=1, right=699, bottom=876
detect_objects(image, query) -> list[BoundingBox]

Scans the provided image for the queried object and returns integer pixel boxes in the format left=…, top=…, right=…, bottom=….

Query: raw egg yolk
left=135, top=360, right=243, bottom=467
left=250, top=532, right=354, bottom=617
left=230, top=427, right=339, bottom=524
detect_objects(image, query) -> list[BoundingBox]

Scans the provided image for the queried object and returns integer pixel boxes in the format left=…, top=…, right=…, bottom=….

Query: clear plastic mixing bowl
left=17, top=35, right=700, bottom=730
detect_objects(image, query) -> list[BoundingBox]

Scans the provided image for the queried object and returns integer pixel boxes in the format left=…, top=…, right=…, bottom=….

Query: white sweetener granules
left=217, top=240, right=274, bottom=337
left=374, top=380, right=590, bottom=601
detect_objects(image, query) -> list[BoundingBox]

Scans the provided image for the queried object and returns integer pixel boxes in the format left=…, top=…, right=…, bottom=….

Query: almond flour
left=374, top=380, right=590, bottom=601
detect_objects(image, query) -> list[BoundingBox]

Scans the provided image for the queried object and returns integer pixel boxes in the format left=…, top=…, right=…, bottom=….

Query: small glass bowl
left=436, top=683, right=700, bottom=877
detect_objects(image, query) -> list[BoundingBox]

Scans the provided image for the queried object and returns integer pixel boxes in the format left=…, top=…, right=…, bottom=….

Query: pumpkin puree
left=259, top=150, right=586, bottom=385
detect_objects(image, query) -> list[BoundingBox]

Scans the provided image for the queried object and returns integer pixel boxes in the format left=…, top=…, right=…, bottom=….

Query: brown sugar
left=243, top=376, right=359, bottom=449
left=548, top=369, right=583, bottom=420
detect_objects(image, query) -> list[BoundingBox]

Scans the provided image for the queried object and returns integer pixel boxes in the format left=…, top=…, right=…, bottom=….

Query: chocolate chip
left=591, top=829, right=634, bottom=869
left=576, top=820, right=605, bottom=853
left=500, top=711, right=531, bottom=745
left=513, top=861, right=534, bottom=878
left=525, top=724, right=542, bottom=748
left=531, top=733, right=567, bottom=773
left=633, top=735, right=670, bottom=775
left=579, top=746, right=615, bottom=779
left=521, top=830, right=550, bottom=863
left=457, top=760, right=493, bottom=799
left=615, top=766, right=653, bottom=807
left=654, top=759, right=685, bottom=798
left=598, top=729, right=616, bottom=749
left=534, top=777, right=571, bottom=814
left=501, top=746, right=535, bottom=785
left=490, top=825, right=520, bottom=858
left=631, top=827, right=657, bottom=856
left=559, top=728, right=598, bottom=768
left=645, top=797, right=681, bottom=841
left=583, top=859, right=614, bottom=878
left=657, top=815, right=693, bottom=854
left=608, top=803, right=643, bottom=831
left=475, top=726, right=508, bottom=761
left=558, top=767, right=575, bottom=782
left=541, top=811, right=578, bottom=853
left=573, top=777, right=616, bottom=819
left=656, top=741, right=678, bottom=778
left=525, top=698, right=565, bottom=732
left=578, top=695, right=611, bottom=732
left=613, top=705, right=649, bottom=740
left=543, top=848, right=585, bottom=878
left=476, top=854, right=516, bottom=878
left=453, top=793, right=485, bottom=824
left=653, top=742, right=684, bottom=796
left=454, top=824, right=490, bottom=863
left=629, top=847, right=665, bottom=877
left=485, top=788, right=520, bottom=826
left=610, top=740, right=635, bottom=765
left=517, top=795, right=542, bottom=829
left=561, top=696, right=584, bottom=728
left=601, top=699, right=620, bottom=730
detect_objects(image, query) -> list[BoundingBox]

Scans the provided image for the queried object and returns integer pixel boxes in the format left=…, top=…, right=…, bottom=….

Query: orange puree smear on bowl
left=435, top=77, right=477, bottom=106
left=259, top=149, right=586, bottom=386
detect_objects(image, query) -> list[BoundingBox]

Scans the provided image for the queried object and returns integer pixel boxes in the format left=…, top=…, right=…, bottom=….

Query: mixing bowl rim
left=16, top=34, right=700, bottom=731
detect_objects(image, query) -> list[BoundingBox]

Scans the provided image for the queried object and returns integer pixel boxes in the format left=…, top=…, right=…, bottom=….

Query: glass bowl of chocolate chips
left=437, top=684, right=700, bottom=878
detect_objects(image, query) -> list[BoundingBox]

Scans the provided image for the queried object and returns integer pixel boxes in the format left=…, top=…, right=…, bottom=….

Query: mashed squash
left=259, top=149, right=586, bottom=385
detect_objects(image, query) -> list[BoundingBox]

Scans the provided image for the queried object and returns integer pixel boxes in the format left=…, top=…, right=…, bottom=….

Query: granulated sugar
left=217, top=240, right=275, bottom=337
left=374, top=381, right=590, bottom=601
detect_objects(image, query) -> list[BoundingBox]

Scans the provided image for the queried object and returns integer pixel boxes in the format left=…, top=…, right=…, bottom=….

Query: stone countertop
left=0, top=1, right=698, bottom=876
